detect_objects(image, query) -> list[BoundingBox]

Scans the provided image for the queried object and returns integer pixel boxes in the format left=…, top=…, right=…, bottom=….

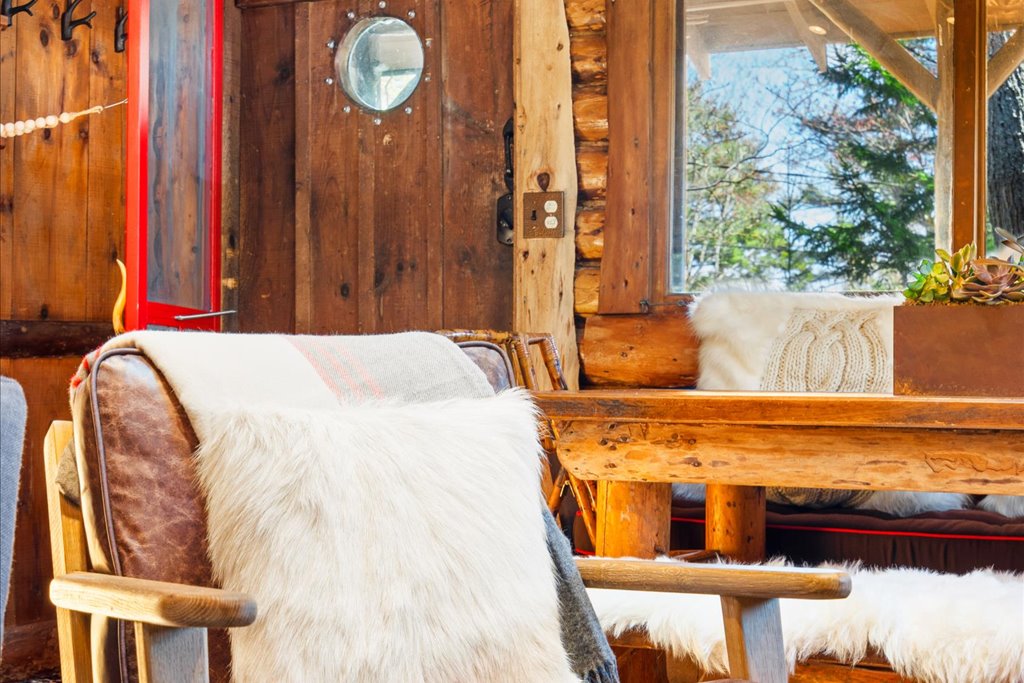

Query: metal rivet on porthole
left=424, top=38, right=432, bottom=48
left=404, top=107, right=413, bottom=114
left=373, top=117, right=382, bottom=126
left=407, top=9, right=416, bottom=18
left=347, top=10, right=356, bottom=19
left=325, top=77, right=334, bottom=85
left=343, top=105, right=351, bottom=114
left=327, top=39, right=336, bottom=49
left=378, top=0, right=386, bottom=7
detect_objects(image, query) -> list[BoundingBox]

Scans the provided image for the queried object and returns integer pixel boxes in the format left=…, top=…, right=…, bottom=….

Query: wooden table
left=535, top=390, right=1024, bottom=562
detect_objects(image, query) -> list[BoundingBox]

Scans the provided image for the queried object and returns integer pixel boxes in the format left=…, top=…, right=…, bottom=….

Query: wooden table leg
left=596, top=481, right=672, bottom=682
left=705, top=484, right=766, bottom=563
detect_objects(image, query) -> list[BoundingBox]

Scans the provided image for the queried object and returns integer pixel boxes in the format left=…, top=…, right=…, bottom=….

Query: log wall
left=565, top=0, right=701, bottom=387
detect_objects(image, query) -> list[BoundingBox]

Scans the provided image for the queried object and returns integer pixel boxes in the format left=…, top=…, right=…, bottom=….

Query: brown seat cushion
left=670, top=503, right=1024, bottom=574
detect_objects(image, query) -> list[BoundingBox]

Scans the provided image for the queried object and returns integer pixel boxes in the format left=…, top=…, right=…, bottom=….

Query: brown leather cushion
left=76, top=340, right=516, bottom=683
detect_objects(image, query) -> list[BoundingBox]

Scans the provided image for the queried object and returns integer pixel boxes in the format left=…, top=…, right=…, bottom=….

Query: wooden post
left=595, top=480, right=672, bottom=683
left=705, top=484, right=766, bottom=563
left=44, top=421, right=93, bottom=683
left=951, top=0, right=988, bottom=253
left=720, top=596, right=786, bottom=683
left=513, top=0, right=580, bottom=388
left=595, top=481, right=672, bottom=558
left=933, top=0, right=955, bottom=251
left=134, top=624, right=209, bottom=683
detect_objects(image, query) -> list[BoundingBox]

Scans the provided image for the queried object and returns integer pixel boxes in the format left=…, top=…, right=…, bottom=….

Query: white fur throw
left=587, top=560, right=1024, bottom=683
left=686, top=291, right=973, bottom=516
left=197, top=395, right=579, bottom=683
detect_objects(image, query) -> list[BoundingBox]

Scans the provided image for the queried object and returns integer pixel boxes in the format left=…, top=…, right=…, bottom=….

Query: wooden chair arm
left=577, top=559, right=851, bottom=600
left=50, top=571, right=257, bottom=629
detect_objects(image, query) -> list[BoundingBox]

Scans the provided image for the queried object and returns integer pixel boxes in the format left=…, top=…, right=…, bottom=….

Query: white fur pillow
left=195, top=390, right=579, bottom=683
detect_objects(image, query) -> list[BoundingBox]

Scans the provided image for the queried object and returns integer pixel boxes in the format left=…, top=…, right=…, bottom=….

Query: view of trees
left=675, top=33, right=1024, bottom=293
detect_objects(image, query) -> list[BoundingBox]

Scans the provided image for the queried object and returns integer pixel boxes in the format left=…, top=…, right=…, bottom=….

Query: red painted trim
left=125, top=0, right=148, bottom=331
left=126, top=0, right=223, bottom=331
left=670, top=516, right=1024, bottom=543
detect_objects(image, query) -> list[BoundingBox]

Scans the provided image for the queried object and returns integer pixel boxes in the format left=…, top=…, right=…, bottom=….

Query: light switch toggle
left=523, top=191, right=566, bottom=239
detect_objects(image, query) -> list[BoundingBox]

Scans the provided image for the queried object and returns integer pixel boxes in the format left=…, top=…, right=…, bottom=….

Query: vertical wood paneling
left=85, top=3, right=126, bottom=320
left=367, top=0, right=443, bottom=333
left=238, top=5, right=296, bottom=332
left=440, top=0, right=514, bottom=331
left=297, top=3, right=363, bottom=334
left=12, top=1, right=91, bottom=321
left=0, top=22, right=15, bottom=318
left=1, top=2, right=125, bottom=673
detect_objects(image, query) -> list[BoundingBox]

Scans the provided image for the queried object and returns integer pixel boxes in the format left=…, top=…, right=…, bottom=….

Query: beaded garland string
left=0, top=98, right=127, bottom=139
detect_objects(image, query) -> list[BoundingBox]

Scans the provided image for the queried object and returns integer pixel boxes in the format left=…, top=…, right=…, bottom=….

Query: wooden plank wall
left=0, top=1, right=126, bottom=676
left=238, top=0, right=513, bottom=336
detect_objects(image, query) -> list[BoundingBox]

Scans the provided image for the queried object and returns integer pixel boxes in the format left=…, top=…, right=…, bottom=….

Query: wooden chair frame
left=439, top=329, right=599, bottom=545
left=45, top=419, right=850, bottom=683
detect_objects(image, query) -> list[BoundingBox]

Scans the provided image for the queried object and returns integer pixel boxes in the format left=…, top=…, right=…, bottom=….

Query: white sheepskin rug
left=195, top=391, right=579, bottom=683
left=685, top=290, right=975, bottom=516
left=587, top=560, right=1024, bottom=683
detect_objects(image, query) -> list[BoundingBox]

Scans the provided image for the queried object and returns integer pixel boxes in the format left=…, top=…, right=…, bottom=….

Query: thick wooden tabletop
left=533, top=390, right=1024, bottom=495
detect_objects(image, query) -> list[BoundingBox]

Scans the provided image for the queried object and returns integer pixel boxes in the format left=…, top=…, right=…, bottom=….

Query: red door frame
left=126, top=0, right=223, bottom=331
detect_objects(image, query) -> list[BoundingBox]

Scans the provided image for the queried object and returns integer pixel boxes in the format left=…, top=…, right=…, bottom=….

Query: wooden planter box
left=893, top=304, right=1024, bottom=397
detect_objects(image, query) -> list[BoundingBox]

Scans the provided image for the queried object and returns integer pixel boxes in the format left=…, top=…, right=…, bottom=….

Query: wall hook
left=1, top=0, right=38, bottom=28
left=114, top=6, right=127, bottom=53
left=61, top=0, right=96, bottom=41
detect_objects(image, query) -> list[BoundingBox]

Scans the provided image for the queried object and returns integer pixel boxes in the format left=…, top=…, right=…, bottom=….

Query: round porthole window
left=334, top=17, right=425, bottom=113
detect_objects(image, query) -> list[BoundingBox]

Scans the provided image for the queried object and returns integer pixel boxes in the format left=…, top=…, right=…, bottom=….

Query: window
left=668, top=0, right=1024, bottom=294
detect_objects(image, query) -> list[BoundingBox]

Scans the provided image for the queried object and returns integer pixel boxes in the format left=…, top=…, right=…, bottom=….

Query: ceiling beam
left=687, top=25, right=713, bottom=80
left=988, top=28, right=1024, bottom=97
left=806, top=0, right=938, bottom=111
left=784, top=0, right=829, bottom=72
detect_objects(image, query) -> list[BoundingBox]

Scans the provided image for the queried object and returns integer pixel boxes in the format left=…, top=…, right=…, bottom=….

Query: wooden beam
left=687, top=25, right=712, bottom=80
left=580, top=308, right=700, bottom=387
left=599, top=0, right=655, bottom=313
left=549, top=418, right=1024, bottom=494
left=933, top=0, right=955, bottom=250
left=513, top=0, right=580, bottom=387
left=0, top=320, right=112, bottom=359
left=806, top=0, right=938, bottom=111
left=951, top=0, right=988, bottom=252
left=576, top=559, right=851, bottom=599
left=988, top=28, right=1024, bottom=97
left=785, top=0, right=829, bottom=73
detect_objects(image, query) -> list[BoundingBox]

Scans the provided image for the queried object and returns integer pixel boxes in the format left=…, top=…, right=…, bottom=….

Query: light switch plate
left=523, top=191, right=565, bottom=239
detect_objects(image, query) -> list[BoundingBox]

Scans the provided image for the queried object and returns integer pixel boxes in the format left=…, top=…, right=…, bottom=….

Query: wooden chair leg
left=134, top=624, right=209, bottom=683
left=44, top=421, right=93, bottom=683
left=720, top=596, right=786, bottom=683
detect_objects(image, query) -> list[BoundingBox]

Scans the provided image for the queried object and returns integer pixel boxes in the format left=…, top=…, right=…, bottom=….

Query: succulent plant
left=951, top=258, right=1024, bottom=304
left=905, top=241, right=1024, bottom=305
left=903, top=243, right=974, bottom=304
left=995, top=227, right=1023, bottom=263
